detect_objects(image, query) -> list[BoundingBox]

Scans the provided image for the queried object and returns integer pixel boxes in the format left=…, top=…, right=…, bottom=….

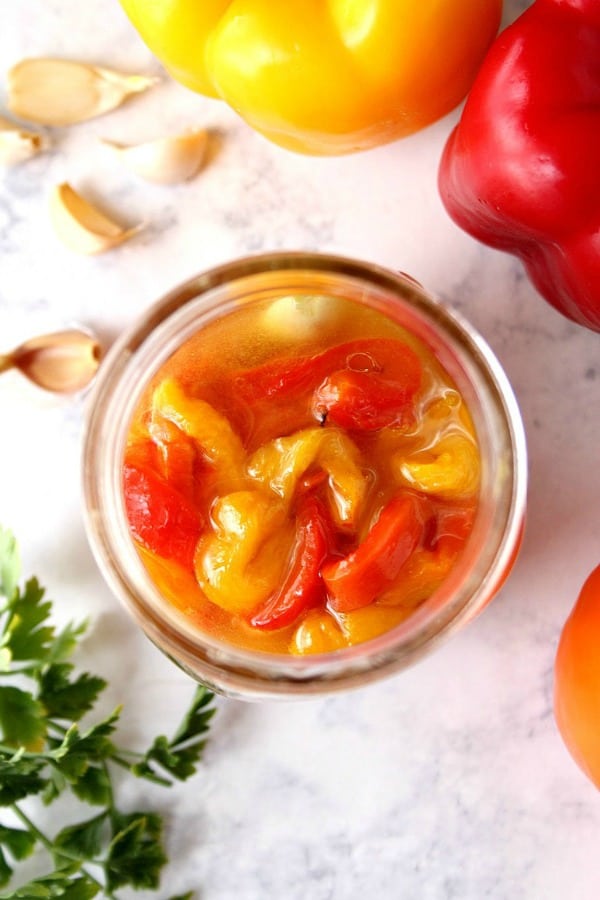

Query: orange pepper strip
left=322, top=493, right=426, bottom=612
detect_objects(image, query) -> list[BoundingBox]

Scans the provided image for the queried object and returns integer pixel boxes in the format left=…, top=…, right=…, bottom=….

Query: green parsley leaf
left=53, top=812, right=107, bottom=863
left=132, top=685, right=216, bottom=783
left=0, top=529, right=216, bottom=896
left=0, top=686, right=46, bottom=748
left=0, top=530, right=20, bottom=602
left=49, top=710, right=119, bottom=766
left=38, top=665, right=106, bottom=722
left=0, top=871, right=100, bottom=899
left=171, top=685, right=216, bottom=746
left=105, top=812, right=167, bottom=892
left=0, top=824, right=36, bottom=888
left=69, top=764, right=111, bottom=807
left=0, top=754, right=46, bottom=806
left=0, top=824, right=35, bottom=861
left=46, top=621, right=88, bottom=665
left=2, top=578, right=54, bottom=664
left=0, top=850, right=12, bottom=889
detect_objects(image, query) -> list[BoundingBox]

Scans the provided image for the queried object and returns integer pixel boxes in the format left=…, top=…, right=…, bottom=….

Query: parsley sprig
left=0, top=527, right=215, bottom=898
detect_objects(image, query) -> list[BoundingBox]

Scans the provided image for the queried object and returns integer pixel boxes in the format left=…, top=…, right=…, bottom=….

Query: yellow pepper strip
left=247, top=427, right=367, bottom=527
left=151, top=378, right=246, bottom=492
left=335, top=604, right=417, bottom=647
left=119, top=0, right=502, bottom=155
left=395, top=432, right=480, bottom=500
left=290, top=610, right=346, bottom=655
left=291, top=604, right=418, bottom=654
left=195, top=490, right=293, bottom=615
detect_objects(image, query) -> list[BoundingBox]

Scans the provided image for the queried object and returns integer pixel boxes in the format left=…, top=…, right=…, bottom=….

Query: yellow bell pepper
left=119, top=0, right=502, bottom=155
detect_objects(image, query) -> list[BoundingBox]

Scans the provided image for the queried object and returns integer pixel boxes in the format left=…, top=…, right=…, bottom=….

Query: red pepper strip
left=322, top=494, right=425, bottom=612
left=233, top=338, right=421, bottom=404
left=123, top=464, right=203, bottom=570
left=125, top=432, right=198, bottom=506
left=250, top=495, right=332, bottom=630
left=312, top=368, right=418, bottom=431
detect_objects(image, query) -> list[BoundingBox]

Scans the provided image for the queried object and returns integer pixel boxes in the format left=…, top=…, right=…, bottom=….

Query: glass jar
left=82, top=252, right=527, bottom=700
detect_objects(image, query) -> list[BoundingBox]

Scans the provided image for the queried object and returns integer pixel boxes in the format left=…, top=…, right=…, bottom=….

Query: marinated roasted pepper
left=122, top=292, right=480, bottom=654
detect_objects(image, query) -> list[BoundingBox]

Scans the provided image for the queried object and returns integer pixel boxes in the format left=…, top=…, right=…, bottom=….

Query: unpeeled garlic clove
left=0, top=329, right=101, bottom=394
left=49, top=182, right=143, bottom=255
left=0, top=115, right=49, bottom=165
left=102, top=128, right=208, bottom=184
left=7, top=58, right=158, bottom=127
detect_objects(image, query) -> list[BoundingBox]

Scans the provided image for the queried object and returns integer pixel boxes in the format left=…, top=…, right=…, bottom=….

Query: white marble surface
left=2, top=1, right=600, bottom=897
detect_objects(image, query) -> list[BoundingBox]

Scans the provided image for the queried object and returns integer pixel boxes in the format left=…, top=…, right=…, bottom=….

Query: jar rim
left=81, top=251, right=527, bottom=699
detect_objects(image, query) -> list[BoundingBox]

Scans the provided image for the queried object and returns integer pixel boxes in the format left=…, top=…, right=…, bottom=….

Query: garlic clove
left=261, top=295, right=344, bottom=340
left=7, top=58, right=158, bottom=126
left=102, top=128, right=209, bottom=184
left=49, top=182, right=143, bottom=255
left=1, top=329, right=101, bottom=394
left=0, top=115, right=49, bottom=165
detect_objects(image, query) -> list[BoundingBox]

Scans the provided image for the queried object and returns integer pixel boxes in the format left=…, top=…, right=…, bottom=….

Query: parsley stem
left=0, top=742, right=56, bottom=760
left=11, top=803, right=115, bottom=896
left=0, top=665, right=39, bottom=676
left=110, top=752, right=173, bottom=786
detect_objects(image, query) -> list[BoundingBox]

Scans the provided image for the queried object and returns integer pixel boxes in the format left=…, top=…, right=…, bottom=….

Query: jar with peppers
left=82, top=253, right=526, bottom=699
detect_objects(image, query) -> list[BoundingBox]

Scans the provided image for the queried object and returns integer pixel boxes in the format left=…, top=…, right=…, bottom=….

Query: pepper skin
left=438, top=0, right=600, bottom=331
left=119, top=0, right=501, bottom=155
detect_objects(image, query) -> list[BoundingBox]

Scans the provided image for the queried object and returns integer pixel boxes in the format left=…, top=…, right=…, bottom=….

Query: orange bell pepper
left=118, top=0, right=502, bottom=154
left=554, top=564, right=600, bottom=789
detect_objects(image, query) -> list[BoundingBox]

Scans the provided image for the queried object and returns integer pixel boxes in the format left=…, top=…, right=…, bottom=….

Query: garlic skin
left=0, top=330, right=101, bottom=394
left=7, top=58, right=158, bottom=127
left=49, top=182, right=143, bottom=255
left=0, top=115, right=48, bottom=165
left=102, top=129, right=208, bottom=185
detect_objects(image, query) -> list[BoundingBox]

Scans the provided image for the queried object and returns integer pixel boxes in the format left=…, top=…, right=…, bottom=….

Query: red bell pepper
left=438, top=0, right=600, bottom=331
left=312, top=368, right=418, bottom=431
left=123, top=464, right=203, bottom=570
left=250, top=495, right=332, bottom=630
left=322, top=493, right=426, bottom=612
